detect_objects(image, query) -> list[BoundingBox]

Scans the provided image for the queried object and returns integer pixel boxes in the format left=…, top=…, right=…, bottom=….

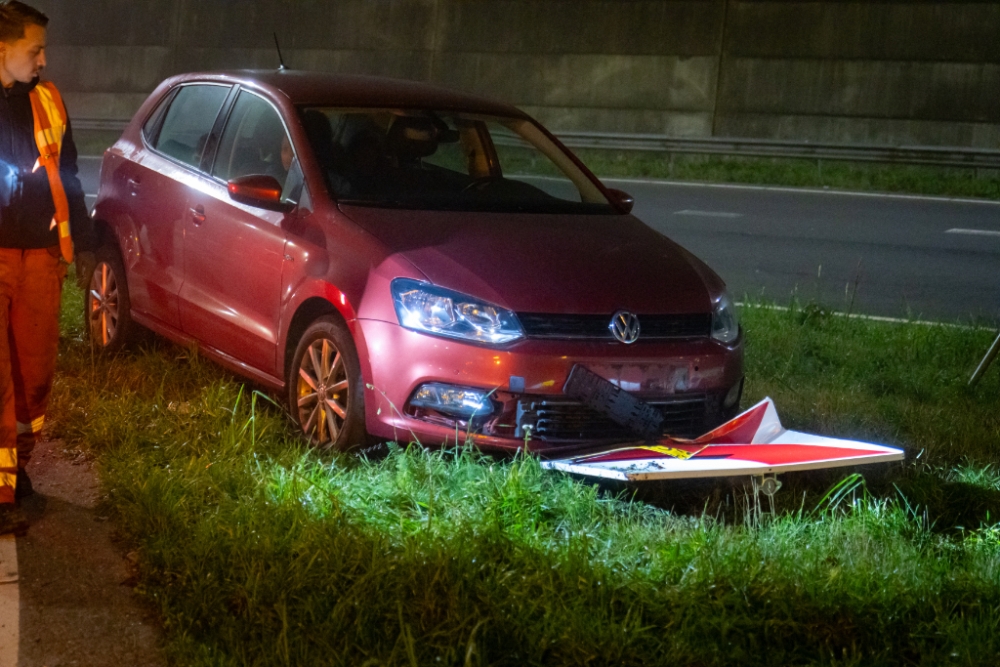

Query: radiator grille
left=517, top=394, right=708, bottom=441
left=517, top=313, right=710, bottom=340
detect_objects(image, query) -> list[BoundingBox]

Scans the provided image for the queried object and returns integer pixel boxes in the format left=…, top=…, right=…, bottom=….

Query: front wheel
left=288, top=316, right=368, bottom=451
left=84, top=245, right=137, bottom=354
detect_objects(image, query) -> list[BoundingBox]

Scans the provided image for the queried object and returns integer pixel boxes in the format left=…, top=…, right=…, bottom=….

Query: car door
left=123, top=83, right=231, bottom=331
left=179, top=89, right=295, bottom=379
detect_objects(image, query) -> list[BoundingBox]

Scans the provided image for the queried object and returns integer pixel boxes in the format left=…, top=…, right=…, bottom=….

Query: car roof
left=170, top=69, right=530, bottom=118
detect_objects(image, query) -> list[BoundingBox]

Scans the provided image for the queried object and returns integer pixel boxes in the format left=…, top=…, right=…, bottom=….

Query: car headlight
left=711, top=292, right=740, bottom=345
left=409, top=383, right=496, bottom=419
left=391, top=278, right=524, bottom=345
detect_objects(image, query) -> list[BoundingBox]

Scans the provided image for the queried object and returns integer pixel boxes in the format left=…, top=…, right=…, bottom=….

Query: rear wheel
left=84, top=245, right=137, bottom=354
left=288, top=316, right=367, bottom=451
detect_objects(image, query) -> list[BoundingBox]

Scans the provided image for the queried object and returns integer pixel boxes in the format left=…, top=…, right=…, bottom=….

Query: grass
left=49, top=278, right=1000, bottom=666
left=73, top=129, right=122, bottom=158
left=743, top=301, right=1000, bottom=467
left=573, top=150, right=1000, bottom=201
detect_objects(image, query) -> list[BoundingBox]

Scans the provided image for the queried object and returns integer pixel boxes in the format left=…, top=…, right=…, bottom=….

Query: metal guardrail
left=554, top=132, right=1000, bottom=170
left=73, top=119, right=1000, bottom=170
left=74, top=118, right=129, bottom=132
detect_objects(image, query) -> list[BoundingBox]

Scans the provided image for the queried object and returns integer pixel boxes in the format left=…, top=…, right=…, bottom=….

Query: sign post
left=969, top=331, right=1000, bottom=386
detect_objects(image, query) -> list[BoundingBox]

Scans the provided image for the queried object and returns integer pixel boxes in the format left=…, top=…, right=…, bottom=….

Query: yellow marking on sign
left=639, top=445, right=696, bottom=460
left=571, top=444, right=710, bottom=464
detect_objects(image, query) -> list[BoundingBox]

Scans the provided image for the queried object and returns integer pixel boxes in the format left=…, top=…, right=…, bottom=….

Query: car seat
left=385, top=116, right=440, bottom=165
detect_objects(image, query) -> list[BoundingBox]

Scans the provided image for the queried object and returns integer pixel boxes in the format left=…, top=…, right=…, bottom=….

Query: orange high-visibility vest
left=28, top=80, right=73, bottom=263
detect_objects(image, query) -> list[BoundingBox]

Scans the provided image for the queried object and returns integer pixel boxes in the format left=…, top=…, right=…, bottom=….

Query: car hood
left=341, top=206, right=717, bottom=314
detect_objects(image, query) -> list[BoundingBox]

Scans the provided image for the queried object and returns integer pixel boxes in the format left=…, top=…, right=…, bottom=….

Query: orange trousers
left=0, top=247, right=66, bottom=503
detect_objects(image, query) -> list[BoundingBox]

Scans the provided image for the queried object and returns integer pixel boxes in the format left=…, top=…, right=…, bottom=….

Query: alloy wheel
left=296, top=336, right=350, bottom=446
left=88, top=261, right=120, bottom=347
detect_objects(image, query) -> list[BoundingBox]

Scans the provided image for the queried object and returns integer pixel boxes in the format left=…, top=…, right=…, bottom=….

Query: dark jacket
left=0, top=77, right=93, bottom=251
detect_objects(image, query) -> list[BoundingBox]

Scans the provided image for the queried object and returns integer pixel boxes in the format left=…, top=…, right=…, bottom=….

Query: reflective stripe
left=0, top=449, right=15, bottom=470
left=31, top=81, right=65, bottom=150
left=15, top=417, right=44, bottom=435
left=0, top=472, right=15, bottom=487
left=28, top=81, right=73, bottom=263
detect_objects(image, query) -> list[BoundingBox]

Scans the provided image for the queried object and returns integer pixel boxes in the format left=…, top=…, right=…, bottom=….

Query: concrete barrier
left=32, top=0, right=1000, bottom=148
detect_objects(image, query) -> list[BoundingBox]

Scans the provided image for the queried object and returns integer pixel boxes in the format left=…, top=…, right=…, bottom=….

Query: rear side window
left=151, top=84, right=230, bottom=169
left=140, top=89, right=176, bottom=146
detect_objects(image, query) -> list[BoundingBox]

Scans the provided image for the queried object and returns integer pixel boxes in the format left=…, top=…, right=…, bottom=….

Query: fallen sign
left=540, top=397, right=905, bottom=490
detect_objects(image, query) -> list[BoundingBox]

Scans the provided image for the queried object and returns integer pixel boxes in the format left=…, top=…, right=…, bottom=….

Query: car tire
left=288, top=316, right=368, bottom=451
left=84, top=244, right=138, bottom=355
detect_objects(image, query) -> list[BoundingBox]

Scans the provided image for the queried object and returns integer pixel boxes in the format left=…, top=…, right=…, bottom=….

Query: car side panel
left=180, top=176, right=287, bottom=377
left=112, top=150, right=192, bottom=329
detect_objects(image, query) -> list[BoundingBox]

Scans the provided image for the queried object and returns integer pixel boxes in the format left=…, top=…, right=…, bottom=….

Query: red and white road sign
left=541, top=398, right=905, bottom=482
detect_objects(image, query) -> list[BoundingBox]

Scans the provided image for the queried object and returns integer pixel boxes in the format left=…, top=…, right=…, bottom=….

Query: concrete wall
left=716, top=1, right=1000, bottom=146
left=31, top=0, right=1000, bottom=148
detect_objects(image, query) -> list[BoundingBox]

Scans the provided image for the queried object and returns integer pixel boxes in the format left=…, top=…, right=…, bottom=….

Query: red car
left=89, top=70, right=743, bottom=453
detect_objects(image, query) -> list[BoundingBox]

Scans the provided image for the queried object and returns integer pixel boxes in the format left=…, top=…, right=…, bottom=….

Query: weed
left=48, top=277, right=1000, bottom=666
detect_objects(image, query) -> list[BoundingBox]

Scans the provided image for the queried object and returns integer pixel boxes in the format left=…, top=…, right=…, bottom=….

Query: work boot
left=15, top=469, right=33, bottom=499
left=0, top=505, right=28, bottom=536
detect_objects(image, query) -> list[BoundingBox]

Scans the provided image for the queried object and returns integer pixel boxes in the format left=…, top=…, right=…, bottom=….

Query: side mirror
left=607, top=188, right=634, bottom=214
left=228, top=175, right=293, bottom=212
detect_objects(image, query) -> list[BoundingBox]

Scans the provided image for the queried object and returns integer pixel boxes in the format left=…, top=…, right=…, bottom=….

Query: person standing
left=0, top=1, right=95, bottom=533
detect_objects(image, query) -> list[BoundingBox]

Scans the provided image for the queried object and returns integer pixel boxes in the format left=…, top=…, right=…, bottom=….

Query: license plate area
left=562, top=364, right=664, bottom=439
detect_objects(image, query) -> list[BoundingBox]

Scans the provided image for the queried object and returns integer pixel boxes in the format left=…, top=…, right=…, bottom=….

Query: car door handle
left=190, top=205, right=206, bottom=225
left=126, top=176, right=140, bottom=195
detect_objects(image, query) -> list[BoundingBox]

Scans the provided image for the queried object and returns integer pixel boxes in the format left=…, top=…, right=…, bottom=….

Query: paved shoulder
left=612, top=178, right=1000, bottom=323
left=13, top=439, right=165, bottom=667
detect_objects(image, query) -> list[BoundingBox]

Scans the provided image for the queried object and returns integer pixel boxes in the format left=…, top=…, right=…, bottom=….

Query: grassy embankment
left=575, top=149, right=1000, bottom=199
left=572, top=150, right=1000, bottom=201
left=49, top=276, right=1000, bottom=666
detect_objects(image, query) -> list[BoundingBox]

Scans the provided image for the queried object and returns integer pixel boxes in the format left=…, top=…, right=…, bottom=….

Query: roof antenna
left=273, top=32, right=287, bottom=71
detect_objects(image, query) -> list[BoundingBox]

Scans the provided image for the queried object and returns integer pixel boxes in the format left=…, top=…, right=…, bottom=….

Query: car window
left=488, top=123, right=588, bottom=202
left=141, top=88, right=177, bottom=146
left=152, top=84, right=230, bottom=169
left=213, top=91, right=294, bottom=193
left=298, top=107, right=613, bottom=214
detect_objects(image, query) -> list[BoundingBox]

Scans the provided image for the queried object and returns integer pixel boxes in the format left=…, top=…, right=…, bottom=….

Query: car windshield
left=298, top=107, right=615, bottom=214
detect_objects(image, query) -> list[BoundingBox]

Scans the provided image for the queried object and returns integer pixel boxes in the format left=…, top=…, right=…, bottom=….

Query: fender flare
left=278, top=279, right=376, bottom=391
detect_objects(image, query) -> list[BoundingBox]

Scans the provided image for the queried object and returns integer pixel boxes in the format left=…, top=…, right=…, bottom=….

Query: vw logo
left=609, top=311, right=640, bottom=344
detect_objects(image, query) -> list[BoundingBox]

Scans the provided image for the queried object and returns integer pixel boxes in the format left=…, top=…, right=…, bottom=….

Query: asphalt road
left=78, top=157, right=1000, bottom=324
left=612, top=178, right=1000, bottom=324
